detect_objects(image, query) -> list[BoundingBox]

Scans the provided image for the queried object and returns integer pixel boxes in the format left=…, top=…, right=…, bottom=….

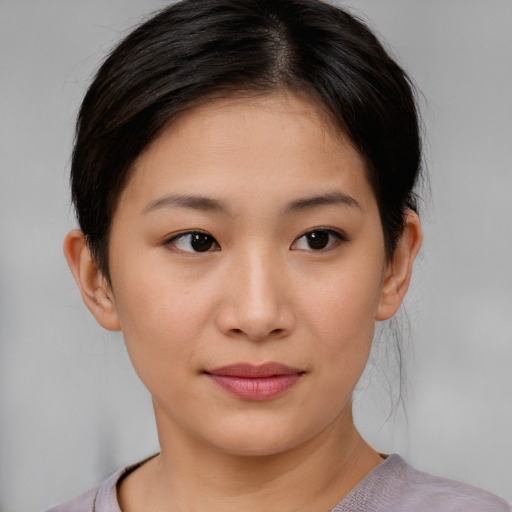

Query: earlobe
left=376, top=211, right=423, bottom=321
left=63, top=230, right=121, bottom=331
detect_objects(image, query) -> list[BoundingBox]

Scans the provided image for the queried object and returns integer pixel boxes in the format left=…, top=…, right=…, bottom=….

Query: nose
left=215, top=248, right=296, bottom=342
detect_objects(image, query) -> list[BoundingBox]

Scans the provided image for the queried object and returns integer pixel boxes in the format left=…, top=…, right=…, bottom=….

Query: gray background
left=1, top=1, right=511, bottom=510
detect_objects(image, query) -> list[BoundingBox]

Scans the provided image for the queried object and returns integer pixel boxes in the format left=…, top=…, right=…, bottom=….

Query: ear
left=63, top=229, right=121, bottom=331
left=376, top=210, right=423, bottom=321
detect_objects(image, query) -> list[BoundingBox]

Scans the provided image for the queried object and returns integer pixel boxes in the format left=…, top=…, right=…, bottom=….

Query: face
left=105, top=92, right=395, bottom=456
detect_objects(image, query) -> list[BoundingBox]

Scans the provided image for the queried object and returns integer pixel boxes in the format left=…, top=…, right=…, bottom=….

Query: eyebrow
left=285, top=192, right=361, bottom=213
left=142, top=191, right=361, bottom=216
left=142, top=194, right=228, bottom=215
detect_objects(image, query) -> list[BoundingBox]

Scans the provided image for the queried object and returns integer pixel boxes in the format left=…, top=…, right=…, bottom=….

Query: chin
left=215, top=436, right=300, bottom=458
left=202, top=416, right=321, bottom=458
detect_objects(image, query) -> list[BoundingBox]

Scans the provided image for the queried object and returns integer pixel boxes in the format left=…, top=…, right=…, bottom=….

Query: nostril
left=227, top=327, right=286, bottom=339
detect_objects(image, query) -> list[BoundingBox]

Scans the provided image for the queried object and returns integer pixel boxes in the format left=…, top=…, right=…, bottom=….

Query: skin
left=64, top=91, right=422, bottom=512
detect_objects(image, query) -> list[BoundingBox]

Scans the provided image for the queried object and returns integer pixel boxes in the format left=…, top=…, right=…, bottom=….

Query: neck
left=119, top=408, right=383, bottom=512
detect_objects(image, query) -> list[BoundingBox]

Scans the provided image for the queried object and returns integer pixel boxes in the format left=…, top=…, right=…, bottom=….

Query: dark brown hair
left=71, top=0, right=422, bottom=280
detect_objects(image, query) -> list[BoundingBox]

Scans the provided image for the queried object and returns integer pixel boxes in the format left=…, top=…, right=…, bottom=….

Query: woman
left=47, top=0, right=510, bottom=510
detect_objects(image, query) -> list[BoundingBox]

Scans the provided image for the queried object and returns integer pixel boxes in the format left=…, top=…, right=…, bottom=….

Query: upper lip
left=206, top=363, right=303, bottom=378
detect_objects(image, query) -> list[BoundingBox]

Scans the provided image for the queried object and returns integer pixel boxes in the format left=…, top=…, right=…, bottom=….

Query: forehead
left=119, top=91, right=374, bottom=214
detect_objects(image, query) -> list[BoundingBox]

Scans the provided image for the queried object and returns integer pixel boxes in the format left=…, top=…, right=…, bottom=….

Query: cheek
left=110, top=264, right=215, bottom=379
left=300, top=257, right=384, bottom=368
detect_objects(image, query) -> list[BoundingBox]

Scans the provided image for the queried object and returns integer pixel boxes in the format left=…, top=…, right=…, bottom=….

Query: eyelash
left=164, top=228, right=347, bottom=254
left=292, top=228, right=347, bottom=252
left=164, top=231, right=220, bottom=253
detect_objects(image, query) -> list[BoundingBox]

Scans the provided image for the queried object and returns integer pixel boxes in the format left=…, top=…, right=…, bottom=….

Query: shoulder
left=42, top=486, right=97, bottom=512
left=41, top=455, right=157, bottom=512
left=41, top=467, right=125, bottom=512
left=369, top=454, right=511, bottom=512
left=332, top=454, right=510, bottom=512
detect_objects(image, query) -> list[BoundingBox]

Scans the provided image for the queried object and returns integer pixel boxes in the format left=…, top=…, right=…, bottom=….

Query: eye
left=166, top=231, right=220, bottom=253
left=292, top=229, right=346, bottom=251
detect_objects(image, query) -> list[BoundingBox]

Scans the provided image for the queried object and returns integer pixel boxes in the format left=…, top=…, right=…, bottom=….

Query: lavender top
left=44, top=454, right=511, bottom=512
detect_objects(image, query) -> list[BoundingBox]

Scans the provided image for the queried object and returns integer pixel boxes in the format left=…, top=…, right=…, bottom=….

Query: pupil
left=191, top=233, right=213, bottom=252
left=307, top=231, right=329, bottom=250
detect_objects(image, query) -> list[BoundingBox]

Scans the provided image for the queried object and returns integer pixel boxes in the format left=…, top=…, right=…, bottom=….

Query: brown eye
left=292, top=229, right=345, bottom=251
left=168, top=232, right=220, bottom=253
left=305, top=231, right=330, bottom=250
left=190, top=233, right=215, bottom=252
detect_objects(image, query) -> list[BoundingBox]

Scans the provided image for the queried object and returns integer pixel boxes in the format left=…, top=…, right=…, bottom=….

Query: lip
left=205, top=363, right=304, bottom=401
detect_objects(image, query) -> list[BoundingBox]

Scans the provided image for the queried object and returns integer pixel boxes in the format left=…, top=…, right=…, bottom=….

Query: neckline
left=95, top=453, right=401, bottom=512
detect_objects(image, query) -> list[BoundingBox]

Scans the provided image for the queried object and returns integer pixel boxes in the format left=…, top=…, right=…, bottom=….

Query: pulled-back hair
left=72, top=0, right=421, bottom=280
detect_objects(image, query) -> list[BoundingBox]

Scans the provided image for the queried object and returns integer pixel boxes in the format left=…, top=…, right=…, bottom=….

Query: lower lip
left=207, top=374, right=302, bottom=401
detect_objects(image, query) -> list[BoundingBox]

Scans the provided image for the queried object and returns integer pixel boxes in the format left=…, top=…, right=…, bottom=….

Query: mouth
left=205, top=363, right=305, bottom=401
